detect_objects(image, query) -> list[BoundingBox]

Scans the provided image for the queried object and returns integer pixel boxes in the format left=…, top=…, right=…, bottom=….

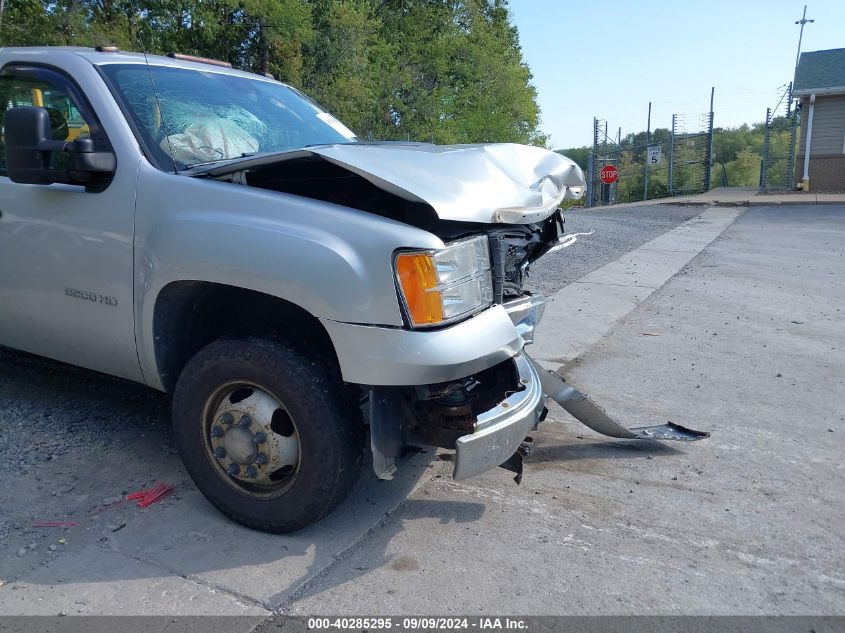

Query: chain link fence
left=587, top=111, right=713, bottom=207
left=760, top=107, right=799, bottom=192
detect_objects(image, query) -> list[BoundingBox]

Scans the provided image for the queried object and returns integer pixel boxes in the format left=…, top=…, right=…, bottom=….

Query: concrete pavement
left=3, top=204, right=843, bottom=622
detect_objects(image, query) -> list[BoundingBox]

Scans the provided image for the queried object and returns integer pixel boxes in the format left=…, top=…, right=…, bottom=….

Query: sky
left=508, top=0, right=845, bottom=149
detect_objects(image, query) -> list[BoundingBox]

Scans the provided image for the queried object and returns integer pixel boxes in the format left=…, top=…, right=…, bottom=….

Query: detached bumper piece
left=528, top=356, right=709, bottom=442
left=452, top=352, right=545, bottom=481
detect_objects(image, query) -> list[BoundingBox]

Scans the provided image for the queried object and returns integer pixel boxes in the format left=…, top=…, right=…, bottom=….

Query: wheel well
left=153, top=281, right=338, bottom=392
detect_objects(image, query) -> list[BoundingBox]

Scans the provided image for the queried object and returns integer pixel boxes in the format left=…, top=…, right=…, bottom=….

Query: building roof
left=793, top=48, right=845, bottom=96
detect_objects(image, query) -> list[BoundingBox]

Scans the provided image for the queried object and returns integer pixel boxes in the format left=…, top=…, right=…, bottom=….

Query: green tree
left=303, top=0, right=393, bottom=137
left=447, top=0, right=545, bottom=145
left=376, top=0, right=544, bottom=144
left=556, top=146, right=589, bottom=171
left=724, top=147, right=761, bottom=187
left=0, top=0, right=546, bottom=146
left=1, top=0, right=65, bottom=46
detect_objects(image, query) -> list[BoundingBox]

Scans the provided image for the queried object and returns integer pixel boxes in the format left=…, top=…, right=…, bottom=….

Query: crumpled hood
left=307, top=142, right=585, bottom=224
left=197, top=142, right=586, bottom=224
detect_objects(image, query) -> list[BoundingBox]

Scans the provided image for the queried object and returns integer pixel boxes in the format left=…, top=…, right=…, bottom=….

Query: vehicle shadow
left=0, top=345, right=485, bottom=612
left=529, top=438, right=684, bottom=464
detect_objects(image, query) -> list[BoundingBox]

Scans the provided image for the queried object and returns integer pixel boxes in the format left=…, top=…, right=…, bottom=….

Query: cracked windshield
left=100, top=64, right=356, bottom=170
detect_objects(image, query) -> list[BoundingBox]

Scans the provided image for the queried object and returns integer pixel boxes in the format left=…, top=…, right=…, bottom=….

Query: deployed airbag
left=162, top=119, right=259, bottom=164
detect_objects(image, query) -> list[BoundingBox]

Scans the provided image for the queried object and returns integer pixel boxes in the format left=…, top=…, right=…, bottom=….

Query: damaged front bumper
left=363, top=297, right=548, bottom=480
left=452, top=351, right=544, bottom=480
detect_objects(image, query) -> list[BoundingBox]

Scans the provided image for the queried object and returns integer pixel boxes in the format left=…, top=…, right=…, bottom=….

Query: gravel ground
left=0, top=348, right=174, bottom=563
left=526, top=204, right=700, bottom=296
left=0, top=349, right=171, bottom=474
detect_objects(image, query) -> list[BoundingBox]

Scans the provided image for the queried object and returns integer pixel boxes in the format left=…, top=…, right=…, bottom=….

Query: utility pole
left=794, top=5, right=814, bottom=70
left=790, top=5, right=814, bottom=108
left=643, top=101, right=651, bottom=202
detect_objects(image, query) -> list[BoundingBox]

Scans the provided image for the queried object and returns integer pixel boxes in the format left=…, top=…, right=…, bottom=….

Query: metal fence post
left=668, top=114, right=675, bottom=195
left=586, top=152, right=594, bottom=208
left=787, top=109, right=799, bottom=189
left=704, top=87, right=714, bottom=191
left=643, top=102, right=651, bottom=201
left=761, top=107, right=771, bottom=190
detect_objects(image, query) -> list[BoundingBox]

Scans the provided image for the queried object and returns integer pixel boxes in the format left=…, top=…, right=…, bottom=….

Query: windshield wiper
left=180, top=151, right=265, bottom=171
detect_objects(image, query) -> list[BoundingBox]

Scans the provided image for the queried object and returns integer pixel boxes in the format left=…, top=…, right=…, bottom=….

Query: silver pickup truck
left=0, top=47, right=706, bottom=533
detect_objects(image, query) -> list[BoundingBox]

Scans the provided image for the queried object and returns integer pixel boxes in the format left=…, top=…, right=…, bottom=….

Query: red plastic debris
left=31, top=521, right=79, bottom=528
left=126, top=482, right=174, bottom=508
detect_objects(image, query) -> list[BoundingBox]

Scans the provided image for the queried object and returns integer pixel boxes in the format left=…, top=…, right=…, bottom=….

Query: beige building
left=793, top=48, right=845, bottom=192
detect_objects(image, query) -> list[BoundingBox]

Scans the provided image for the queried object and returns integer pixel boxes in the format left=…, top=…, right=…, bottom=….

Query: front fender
left=133, top=162, right=442, bottom=388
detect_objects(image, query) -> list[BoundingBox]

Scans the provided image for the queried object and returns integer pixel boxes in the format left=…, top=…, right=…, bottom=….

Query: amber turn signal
left=395, top=252, right=444, bottom=326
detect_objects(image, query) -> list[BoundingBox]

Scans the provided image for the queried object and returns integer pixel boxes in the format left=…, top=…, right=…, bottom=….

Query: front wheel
left=172, top=337, right=363, bottom=533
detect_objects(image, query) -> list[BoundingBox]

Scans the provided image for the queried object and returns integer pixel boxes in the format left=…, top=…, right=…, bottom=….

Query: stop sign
left=600, top=164, right=618, bottom=184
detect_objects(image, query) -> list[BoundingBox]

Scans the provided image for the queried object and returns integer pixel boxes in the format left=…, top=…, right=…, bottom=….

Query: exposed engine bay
left=406, top=361, right=520, bottom=450
left=207, top=150, right=570, bottom=302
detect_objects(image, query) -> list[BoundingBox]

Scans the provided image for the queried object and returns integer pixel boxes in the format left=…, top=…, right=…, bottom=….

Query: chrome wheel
left=203, top=382, right=300, bottom=497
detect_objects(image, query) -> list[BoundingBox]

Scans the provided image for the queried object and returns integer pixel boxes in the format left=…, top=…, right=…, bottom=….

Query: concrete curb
left=592, top=198, right=845, bottom=211
left=748, top=198, right=845, bottom=206
left=575, top=188, right=845, bottom=211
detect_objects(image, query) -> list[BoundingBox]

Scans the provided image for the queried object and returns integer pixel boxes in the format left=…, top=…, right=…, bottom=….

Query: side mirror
left=5, top=106, right=116, bottom=190
left=5, top=107, right=67, bottom=185
left=67, top=137, right=117, bottom=188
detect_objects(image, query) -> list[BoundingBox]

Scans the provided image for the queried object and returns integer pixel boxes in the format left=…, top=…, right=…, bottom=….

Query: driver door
left=0, top=63, right=142, bottom=381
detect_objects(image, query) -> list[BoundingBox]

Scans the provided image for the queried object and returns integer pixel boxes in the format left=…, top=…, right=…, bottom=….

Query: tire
left=172, top=336, right=363, bottom=533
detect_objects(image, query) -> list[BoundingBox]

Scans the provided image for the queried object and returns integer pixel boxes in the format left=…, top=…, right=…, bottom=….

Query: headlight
left=394, top=235, right=493, bottom=328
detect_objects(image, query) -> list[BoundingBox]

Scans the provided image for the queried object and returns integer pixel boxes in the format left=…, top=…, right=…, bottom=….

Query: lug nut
left=210, top=426, right=224, bottom=438
left=239, top=415, right=252, bottom=427
left=245, top=466, right=257, bottom=478
left=221, top=413, right=234, bottom=426
left=254, top=432, right=267, bottom=444
left=214, top=447, right=226, bottom=458
left=255, top=453, right=268, bottom=465
left=226, top=464, right=240, bottom=476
